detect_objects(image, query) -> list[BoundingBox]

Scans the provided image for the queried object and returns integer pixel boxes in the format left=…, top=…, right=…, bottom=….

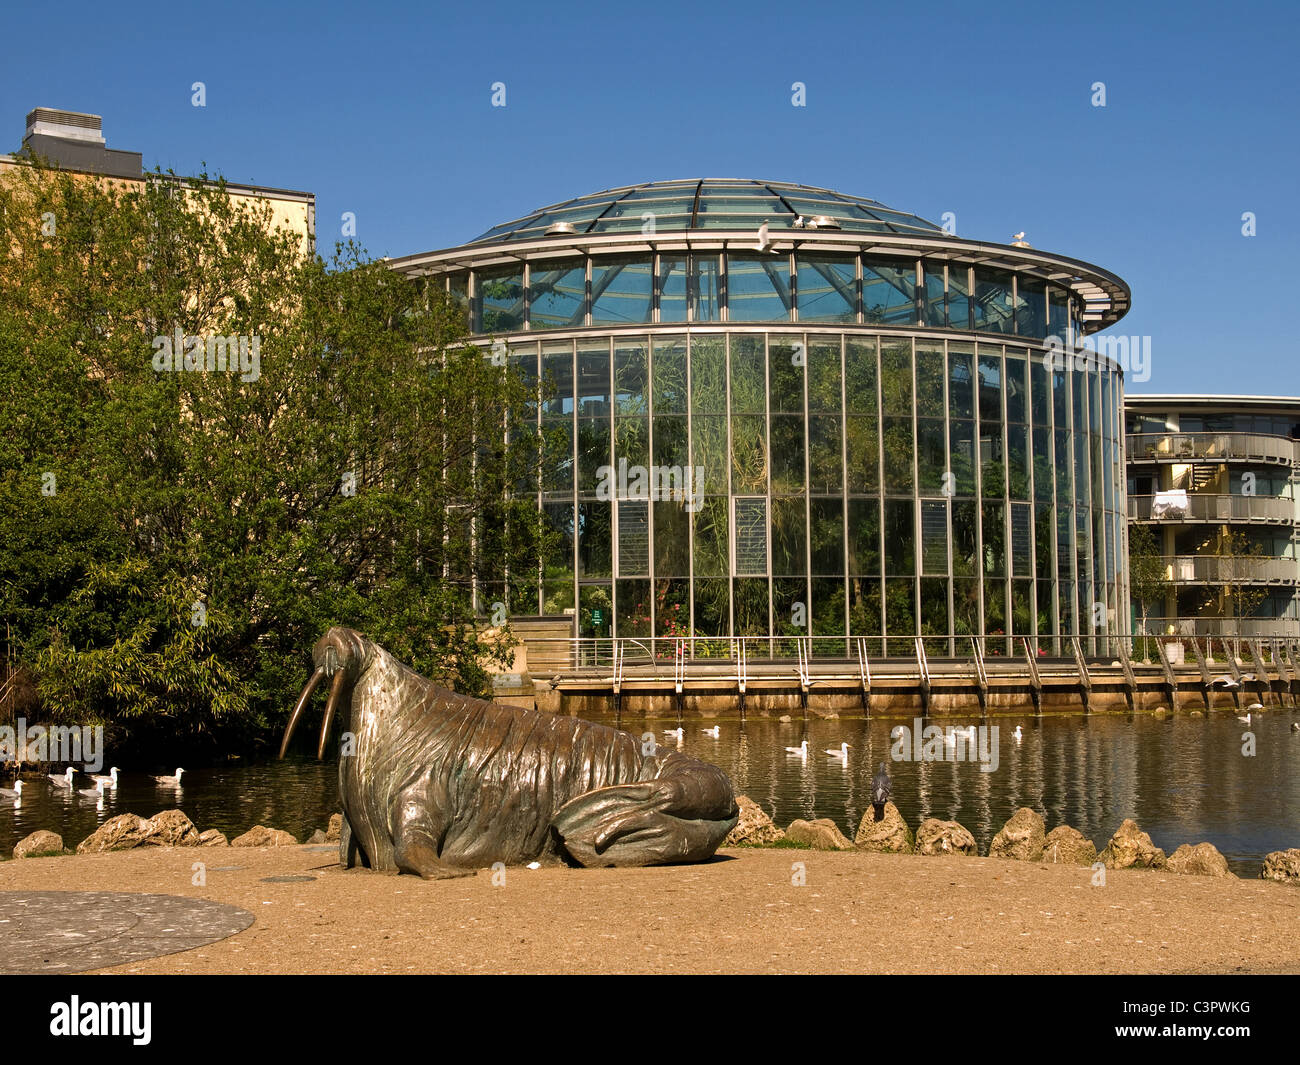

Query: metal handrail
left=1127, top=431, right=1297, bottom=465
left=1128, top=493, right=1297, bottom=523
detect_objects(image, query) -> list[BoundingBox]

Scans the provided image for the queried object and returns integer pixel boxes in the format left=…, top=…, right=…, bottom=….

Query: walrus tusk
left=318, top=667, right=348, bottom=759
left=279, top=666, right=326, bottom=759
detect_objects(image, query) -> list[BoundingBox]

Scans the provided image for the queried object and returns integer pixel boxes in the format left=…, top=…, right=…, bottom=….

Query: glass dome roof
left=467, top=179, right=944, bottom=245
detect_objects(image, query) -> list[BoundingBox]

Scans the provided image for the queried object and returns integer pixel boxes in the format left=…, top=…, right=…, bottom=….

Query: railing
left=1128, top=494, right=1296, bottom=523
left=1163, top=554, right=1298, bottom=584
left=532, top=631, right=1256, bottom=679
left=1138, top=616, right=1300, bottom=639
left=1127, top=432, right=1297, bottom=465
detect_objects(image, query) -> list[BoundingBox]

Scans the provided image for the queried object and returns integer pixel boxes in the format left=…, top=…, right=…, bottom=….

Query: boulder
left=785, top=818, right=854, bottom=850
left=854, top=802, right=913, bottom=853
left=230, top=825, right=299, bottom=848
left=1041, top=825, right=1098, bottom=865
left=306, top=829, right=327, bottom=845
left=325, top=813, right=343, bottom=843
left=198, top=829, right=228, bottom=847
left=1166, top=842, right=1235, bottom=878
left=1260, top=848, right=1300, bottom=884
left=143, top=809, right=200, bottom=847
left=13, top=829, right=64, bottom=859
left=76, top=814, right=153, bottom=854
left=915, top=818, right=977, bottom=856
left=724, top=795, right=785, bottom=846
left=989, top=807, right=1045, bottom=862
left=1100, top=818, right=1167, bottom=870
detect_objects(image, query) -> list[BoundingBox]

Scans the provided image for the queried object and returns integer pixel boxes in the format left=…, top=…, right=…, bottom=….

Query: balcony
left=1127, top=432, right=1297, bottom=466
left=1163, top=554, right=1298, bottom=585
left=1129, top=493, right=1297, bottom=524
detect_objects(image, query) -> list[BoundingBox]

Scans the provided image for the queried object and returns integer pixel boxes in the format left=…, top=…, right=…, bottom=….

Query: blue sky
left=3, top=0, right=1297, bottom=395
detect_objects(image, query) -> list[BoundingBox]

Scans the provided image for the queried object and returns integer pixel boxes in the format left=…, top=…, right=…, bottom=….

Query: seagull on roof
left=870, top=762, right=892, bottom=821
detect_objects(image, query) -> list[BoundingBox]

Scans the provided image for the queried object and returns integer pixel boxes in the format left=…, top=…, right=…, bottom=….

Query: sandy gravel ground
left=1, top=845, right=1296, bottom=975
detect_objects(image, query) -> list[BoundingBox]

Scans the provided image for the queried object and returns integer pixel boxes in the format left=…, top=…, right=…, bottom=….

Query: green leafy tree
left=1127, top=523, right=1171, bottom=659
left=0, top=158, right=544, bottom=758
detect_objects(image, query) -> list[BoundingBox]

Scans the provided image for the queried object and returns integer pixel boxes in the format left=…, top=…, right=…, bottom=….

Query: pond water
left=3, top=707, right=1298, bottom=877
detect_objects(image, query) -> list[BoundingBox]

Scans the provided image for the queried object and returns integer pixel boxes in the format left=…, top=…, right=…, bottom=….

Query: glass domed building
left=390, top=179, right=1131, bottom=653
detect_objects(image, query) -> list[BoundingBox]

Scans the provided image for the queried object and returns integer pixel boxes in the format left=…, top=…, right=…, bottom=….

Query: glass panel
left=655, top=578, right=689, bottom=637
left=863, top=256, right=916, bottom=324
left=577, top=338, right=610, bottom=415
left=774, top=577, right=808, bottom=637
left=731, top=414, right=767, bottom=495
left=812, top=577, right=846, bottom=636
left=529, top=258, right=585, bottom=328
left=658, top=257, right=687, bottom=323
left=885, top=578, right=916, bottom=653
left=476, top=265, right=524, bottom=333
left=733, top=577, right=770, bottom=636
left=917, top=418, right=946, bottom=495
left=613, top=417, right=649, bottom=474
left=1008, top=425, right=1030, bottom=501
left=953, top=501, right=978, bottom=580
left=948, top=418, right=976, bottom=499
left=922, top=260, right=946, bottom=327
left=730, top=333, right=765, bottom=414
left=448, top=273, right=470, bottom=329
left=690, top=335, right=726, bottom=415
left=948, top=342, right=975, bottom=419
left=541, top=420, right=573, bottom=492
left=770, top=414, right=806, bottom=495
left=847, top=499, right=880, bottom=577
left=948, top=264, right=972, bottom=330
left=692, top=497, right=729, bottom=576
left=652, top=415, right=688, bottom=471
left=810, top=498, right=843, bottom=575
left=692, top=416, right=727, bottom=495
left=577, top=418, right=610, bottom=493
left=691, top=254, right=721, bottom=322
left=616, top=579, right=652, bottom=638
left=884, top=499, right=915, bottom=576
left=845, top=337, right=877, bottom=415
left=652, top=335, right=687, bottom=413
left=915, top=344, right=945, bottom=418
left=974, top=267, right=1015, bottom=334
left=1011, top=502, right=1032, bottom=578
left=1005, top=349, right=1028, bottom=424
left=883, top=417, right=913, bottom=494
left=591, top=257, right=653, bottom=325
left=796, top=255, right=856, bottom=323
left=921, top=578, right=949, bottom=640
left=846, top=415, right=879, bottom=493
left=577, top=501, right=612, bottom=578
left=734, top=497, right=769, bottom=576
left=653, top=498, right=690, bottom=577
left=808, top=337, right=842, bottom=413
left=808, top=415, right=842, bottom=494
left=728, top=254, right=792, bottom=321
left=849, top=577, right=882, bottom=636
left=880, top=339, right=913, bottom=418
left=694, top=579, right=730, bottom=639
left=1048, top=287, right=1070, bottom=346
left=983, top=502, right=1005, bottom=577
left=613, top=340, right=648, bottom=417
left=771, top=496, right=806, bottom=576
left=1016, top=275, right=1047, bottom=338
left=769, top=334, right=804, bottom=414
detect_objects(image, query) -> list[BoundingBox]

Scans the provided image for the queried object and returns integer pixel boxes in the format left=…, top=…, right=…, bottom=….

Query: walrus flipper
left=550, top=755, right=738, bottom=868
left=391, top=790, right=475, bottom=879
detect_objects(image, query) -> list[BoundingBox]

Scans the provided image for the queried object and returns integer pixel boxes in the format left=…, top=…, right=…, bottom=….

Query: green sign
left=591, top=609, right=604, bottom=627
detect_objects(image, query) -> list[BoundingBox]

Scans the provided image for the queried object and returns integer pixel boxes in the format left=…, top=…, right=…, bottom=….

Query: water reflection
left=1, top=711, right=1296, bottom=876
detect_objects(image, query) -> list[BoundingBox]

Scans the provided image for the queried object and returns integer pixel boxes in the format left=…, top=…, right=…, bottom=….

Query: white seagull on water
left=151, top=768, right=185, bottom=786
left=824, top=742, right=850, bottom=760
left=0, top=780, right=22, bottom=799
left=701, top=726, right=720, bottom=738
left=662, top=727, right=684, bottom=740
left=784, top=739, right=809, bottom=758
left=48, top=767, right=75, bottom=788
left=88, top=766, right=120, bottom=788
left=76, top=779, right=106, bottom=799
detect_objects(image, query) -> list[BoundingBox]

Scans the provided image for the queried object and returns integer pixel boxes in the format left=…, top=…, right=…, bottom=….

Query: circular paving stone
left=0, top=891, right=254, bottom=974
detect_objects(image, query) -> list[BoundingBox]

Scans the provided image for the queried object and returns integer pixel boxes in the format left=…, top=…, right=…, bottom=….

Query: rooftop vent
left=25, top=107, right=105, bottom=146
left=1011, top=231, right=1031, bottom=248
left=545, top=221, right=578, bottom=236
left=807, top=215, right=841, bottom=230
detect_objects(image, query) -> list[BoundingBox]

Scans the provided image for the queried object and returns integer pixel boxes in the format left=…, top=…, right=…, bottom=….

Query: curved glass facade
left=401, top=181, right=1131, bottom=650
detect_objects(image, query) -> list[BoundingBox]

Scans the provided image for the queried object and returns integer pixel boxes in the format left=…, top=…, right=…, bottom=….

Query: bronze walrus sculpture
left=279, top=627, right=738, bottom=878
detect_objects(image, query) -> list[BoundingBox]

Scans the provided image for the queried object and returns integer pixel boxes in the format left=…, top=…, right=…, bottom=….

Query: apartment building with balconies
left=1126, top=395, right=1300, bottom=637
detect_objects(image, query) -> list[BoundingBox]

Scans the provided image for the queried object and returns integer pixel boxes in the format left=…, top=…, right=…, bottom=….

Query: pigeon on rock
left=871, top=762, right=892, bottom=821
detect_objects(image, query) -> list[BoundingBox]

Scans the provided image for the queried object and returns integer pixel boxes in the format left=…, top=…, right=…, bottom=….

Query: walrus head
left=279, top=627, right=374, bottom=760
